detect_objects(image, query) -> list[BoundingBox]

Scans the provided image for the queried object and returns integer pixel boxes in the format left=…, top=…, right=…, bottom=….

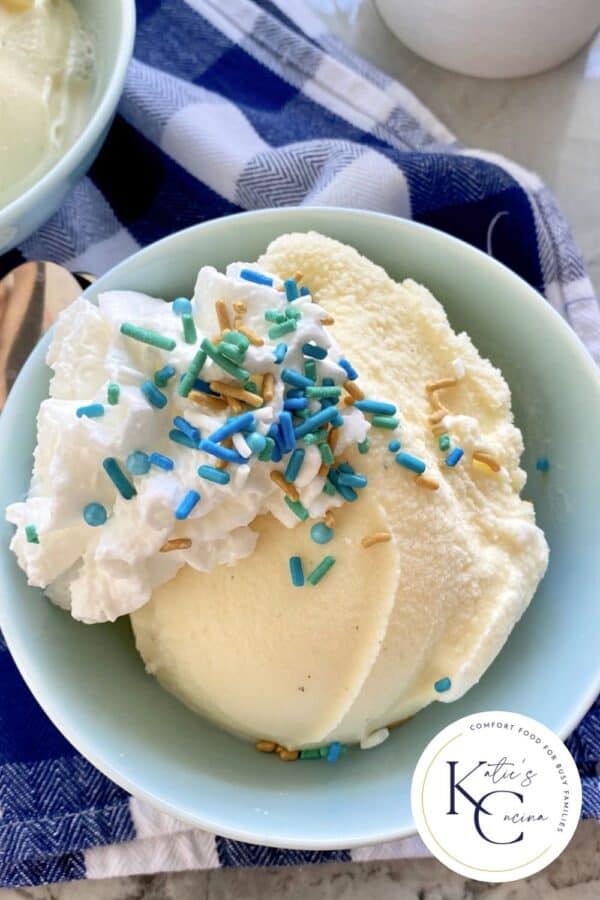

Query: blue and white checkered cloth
left=1, top=0, right=599, bottom=888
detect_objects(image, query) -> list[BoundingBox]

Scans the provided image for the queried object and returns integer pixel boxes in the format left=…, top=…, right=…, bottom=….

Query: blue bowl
left=1, top=208, right=599, bottom=849
left=0, top=0, right=136, bottom=254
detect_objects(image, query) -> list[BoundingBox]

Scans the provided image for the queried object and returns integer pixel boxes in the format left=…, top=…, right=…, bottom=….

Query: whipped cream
left=7, top=264, right=369, bottom=623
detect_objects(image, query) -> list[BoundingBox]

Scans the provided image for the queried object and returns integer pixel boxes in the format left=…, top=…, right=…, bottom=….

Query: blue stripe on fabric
left=216, top=837, right=352, bottom=867
left=0, top=852, right=86, bottom=888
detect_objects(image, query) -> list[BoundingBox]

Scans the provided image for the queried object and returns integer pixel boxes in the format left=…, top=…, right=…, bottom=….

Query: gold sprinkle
left=416, top=474, right=439, bottom=491
left=215, top=298, right=231, bottom=332
left=473, top=450, right=501, bottom=472
left=328, top=427, right=339, bottom=453
left=426, top=377, right=457, bottom=394
left=255, top=740, right=277, bottom=753
left=428, top=391, right=448, bottom=412
left=324, top=510, right=335, bottom=528
left=237, top=325, right=264, bottom=347
left=160, top=537, right=192, bottom=553
left=270, top=470, right=299, bottom=501
left=216, top=458, right=229, bottom=470
left=276, top=283, right=285, bottom=292
left=247, top=373, right=264, bottom=393
left=263, top=372, right=275, bottom=403
left=343, top=380, right=364, bottom=401
left=428, top=408, right=448, bottom=425
left=233, top=300, right=247, bottom=314
left=188, top=391, right=228, bottom=411
left=228, top=397, right=243, bottom=414
left=361, top=531, right=392, bottom=549
left=430, top=422, right=447, bottom=436
left=278, top=749, right=299, bottom=761
left=210, top=380, right=264, bottom=409
left=341, top=395, right=354, bottom=408
left=318, top=463, right=329, bottom=478
left=320, top=316, right=335, bottom=326
left=293, top=271, right=303, bottom=282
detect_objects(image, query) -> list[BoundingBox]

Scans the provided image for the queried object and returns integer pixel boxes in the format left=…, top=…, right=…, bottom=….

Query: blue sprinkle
left=209, top=412, right=255, bottom=444
left=273, top=343, right=288, bottom=364
left=326, top=741, right=343, bottom=763
left=300, top=286, right=310, bottom=296
left=338, top=473, right=368, bottom=489
left=281, top=368, right=314, bottom=389
left=434, top=677, right=452, bottom=693
left=331, top=411, right=344, bottom=427
left=388, top=439, right=401, bottom=452
left=154, top=364, right=177, bottom=387
left=83, top=502, right=107, bottom=527
left=284, top=448, right=305, bottom=482
left=150, top=452, right=174, bottom=471
left=246, top=433, right=267, bottom=455
left=102, top=458, right=137, bottom=500
left=284, top=278, right=299, bottom=301
left=191, top=378, right=219, bottom=396
left=173, top=415, right=200, bottom=443
left=395, top=452, right=426, bottom=475
left=278, top=411, right=296, bottom=453
left=76, top=403, right=104, bottom=418
left=286, top=388, right=305, bottom=399
left=310, top=522, right=333, bottom=544
left=172, top=297, right=192, bottom=315
left=169, top=429, right=198, bottom=449
left=270, top=439, right=282, bottom=463
left=126, top=451, right=151, bottom=475
left=199, top=440, right=247, bottom=464
left=294, top=406, right=338, bottom=438
left=289, top=556, right=304, bottom=587
left=197, top=464, right=230, bottom=485
left=354, top=399, right=396, bottom=416
left=140, top=380, right=168, bottom=409
left=240, top=268, right=273, bottom=286
left=302, top=343, right=327, bottom=360
left=327, top=468, right=358, bottom=502
left=338, top=358, right=358, bottom=381
left=445, top=447, right=464, bottom=468
left=284, top=397, right=308, bottom=411
left=268, top=424, right=286, bottom=456
left=536, top=456, right=550, bottom=472
left=175, top=489, right=200, bottom=520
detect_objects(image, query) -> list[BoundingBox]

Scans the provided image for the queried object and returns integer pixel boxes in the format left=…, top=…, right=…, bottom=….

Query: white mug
left=374, top=0, right=600, bottom=78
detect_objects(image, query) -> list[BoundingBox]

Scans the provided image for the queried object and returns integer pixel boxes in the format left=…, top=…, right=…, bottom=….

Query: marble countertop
left=2, top=2, right=598, bottom=897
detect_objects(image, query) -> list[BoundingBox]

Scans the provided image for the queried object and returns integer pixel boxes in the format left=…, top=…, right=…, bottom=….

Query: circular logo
left=411, top=711, right=581, bottom=882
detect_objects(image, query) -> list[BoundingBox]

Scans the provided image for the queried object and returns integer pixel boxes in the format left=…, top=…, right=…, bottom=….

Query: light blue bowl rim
left=0, top=0, right=136, bottom=233
left=2, top=207, right=600, bottom=848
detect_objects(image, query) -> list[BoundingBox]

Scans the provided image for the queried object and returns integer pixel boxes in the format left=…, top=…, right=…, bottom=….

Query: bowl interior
left=1, top=208, right=599, bottom=849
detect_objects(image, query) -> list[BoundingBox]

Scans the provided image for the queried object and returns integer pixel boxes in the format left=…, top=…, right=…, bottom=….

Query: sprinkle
left=150, top=452, right=174, bottom=471
left=120, top=322, right=176, bottom=351
left=272, top=343, right=287, bottom=364
left=452, top=358, right=465, bottom=379
left=417, top=474, right=439, bottom=490
left=319, top=442, right=335, bottom=466
left=265, top=310, right=286, bottom=324
left=188, top=391, right=228, bottom=412
left=307, top=555, right=336, bottom=586
left=209, top=380, right=263, bottom=409
left=140, top=380, right=168, bottom=409
left=284, top=398, right=308, bottom=411
left=107, top=383, right=120, bottom=405
left=323, top=481, right=336, bottom=496
left=102, top=457, right=137, bottom=499
left=271, top=470, right=299, bottom=501
left=237, top=325, right=264, bottom=347
left=233, top=301, right=247, bottom=314
left=300, top=286, right=311, bottom=297
left=426, top=377, right=457, bottom=393
left=302, top=343, right=327, bottom=360
left=289, top=556, right=304, bottom=587
left=225, top=331, right=250, bottom=351
left=324, top=509, right=335, bottom=528
left=181, top=314, right=197, bottom=344
left=208, top=412, right=255, bottom=443
left=200, top=338, right=249, bottom=383
left=303, top=359, right=317, bottom=382
left=172, top=297, right=192, bottom=316
left=310, top=522, right=333, bottom=544
left=343, top=380, right=364, bottom=401
left=338, top=472, right=367, bottom=488
left=278, top=411, right=296, bottom=452
left=320, top=316, right=335, bottom=326
left=536, top=456, right=550, bottom=472
left=361, top=531, right=391, bottom=549
left=338, top=358, right=358, bottom=380
left=428, top=408, right=448, bottom=425
left=284, top=496, right=309, bottom=521
left=282, top=369, right=314, bottom=391
left=175, top=489, right=200, bottom=520
left=278, top=749, right=299, bottom=762
left=246, top=433, right=267, bottom=454
left=232, top=432, right=252, bottom=458
left=360, top=728, right=390, bottom=750
left=200, top=439, right=247, bottom=464
left=284, top=448, right=305, bottom=483
left=328, top=428, right=340, bottom=455
left=258, top=436, right=275, bottom=462
left=446, top=447, right=464, bottom=467
left=358, top=438, right=370, bottom=454
left=178, top=349, right=208, bottom=397
left=472, top=450, right=501, bottom=472
left=388, top=439, right=401, bottom=452
left=326, top=741, right=343, bottom=763
left=126, top=451, right=151, bottom=475
left=372, top=415, right=399, bottom=429
left=434, top=677, right=452, bottom=693
left=240, top=268, right=273, bottom=286
left=83, top=503, right=107, bottom=527
left=354, top=400, right=396, bottom=416
left=395, top=452, right=426, bottom=475
left=75, top=403, right=104, bottom=420
left=25, top=524, right=39, bottom=544
left=255, top=739, right=277, bottom=753
left=160, top=537, right=192, bottom=552
left=154, top=364, right=177, bottom=387
left=328, top=469, right=357, bottom=502
left=300, top=748, right=321, bottom=759
left=294, top=405, right=338, bottom=438
left=173, top=416, right=200, bottom=443
left=169, top=429, right=198, bottom=449
left=268, top=319, right=296, bottom=340
left=284, top=278, right=299, bottom=301
left=197, top=464, right=231, bottom=485
left=438, top=434, right=450, bottom=451
left=306, top=386, right=341, bottom=399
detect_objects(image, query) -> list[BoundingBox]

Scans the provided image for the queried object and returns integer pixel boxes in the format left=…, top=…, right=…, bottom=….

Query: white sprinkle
left=452, top=358, right=465, bottom=379
left=360, top=727, right=390, bottom=750
left=254, top=407, right=274, bottom=423
left=232, top=432, right=252, bottom=458
left=233, top=464, right=251, bottom=490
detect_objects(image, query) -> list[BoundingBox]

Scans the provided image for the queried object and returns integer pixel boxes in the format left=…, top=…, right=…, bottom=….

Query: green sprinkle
left=285, top=307, right=302, bottom=320
left=323, top=481, right=336, bottom=496
left=319, top=443, right=334, bottom=465
left=300, top=749, right=321, bottom=760
left=307, top=555, right=336, bottom=586
left=182, top=313, right=197, bottom=344
left=295, top=408, right=311, bottom=420
left=120, top=322, right=176, bottom=351
left=268, top=320, right=297, bottom=340
left=284, top=496, right=309, bottom=521
left=25, top=524, right=39, bottom=544
left=258, top=436, right=275, bottom=461
left=358, top=439, right=370, bottom=454
left=244, top=380, right=259, bottom=395
left=218, top=341, right=246, bottom=365
left=304, top=359, right=317, bottom=381
left=372, top=415, right=399, bottom=429
left=179, top=349, right=208, bottom=397
left=200, top=338, right=249, bottom=383
left=154, top=364, right=177, bottom=388
left=264, top=310, right=286, bottom=323
left=303, top=432, right=318, bottom=445
left=226, top=331, right=250, bottom=351
left=107, top=383, right=120, bottom=405
left=306, top=386, right=341, bottom=399
left=438, top=434, right=450, bottom=451
left=289, top=556, right=304, bottom=587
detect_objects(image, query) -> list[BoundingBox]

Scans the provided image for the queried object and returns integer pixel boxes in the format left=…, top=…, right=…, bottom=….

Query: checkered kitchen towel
left=1, top=0, right=599, bottom=888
